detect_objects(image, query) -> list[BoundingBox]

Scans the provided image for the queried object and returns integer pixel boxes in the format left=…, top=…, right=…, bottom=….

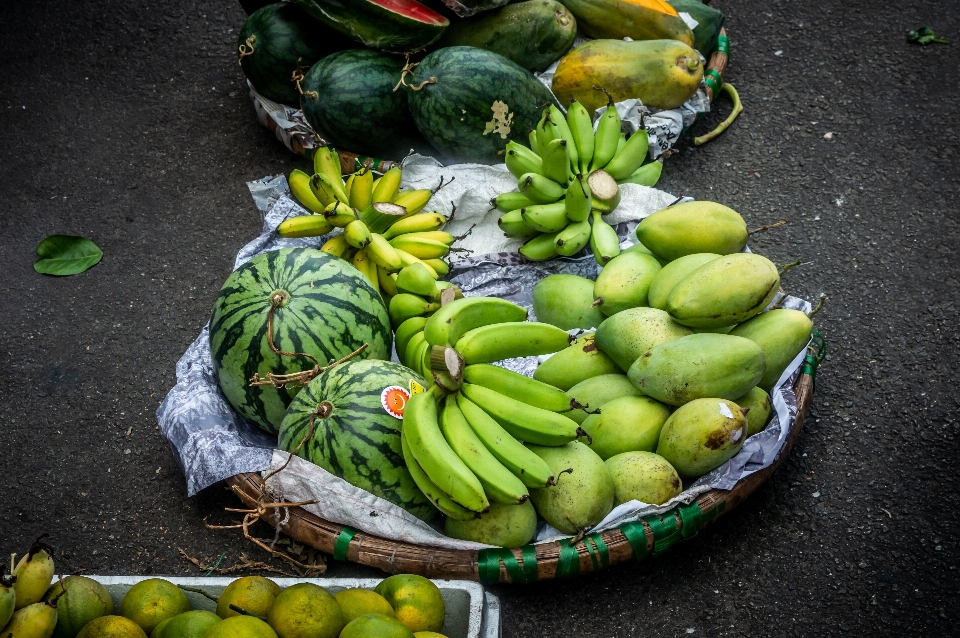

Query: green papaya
left=594, top=307, right=692, bottom=372
left=647, top=253, right=720, bottom=310
left=534, top=333, right=621, bottom=391
left=729, top=309, right=813, bottom=390
left=656, top=398, right=748, bottom=478
left=592, top=251, right=662, bottom=317
left=435, top=0, right=578, bottom=73
left=635, top=201, right=748, bottom=261
left=565, top=373, right=643, bottom=423
left=628, top=333, right=765, bottom=406
left=666, top=253, right=780, bottom=329
left=533, top=274, right=605, bottom=330
left=666, top=0, right=725, bottom=55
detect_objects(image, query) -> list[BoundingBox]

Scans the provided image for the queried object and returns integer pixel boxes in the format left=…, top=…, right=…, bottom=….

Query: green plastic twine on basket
left=478, top=546, right=538, bottom=585
left=619, top=521, right=651, bottom=563
left=801, top=329, right=827, bottom=386
left=703, top=69, right=723, bottom=95
left=717, top=33, right=730, bottom=55
left=333, top=527, right=356, bottom=561
left=555, top=542, right=581, bottom=579
left=584, top=533, right=610, bottom=572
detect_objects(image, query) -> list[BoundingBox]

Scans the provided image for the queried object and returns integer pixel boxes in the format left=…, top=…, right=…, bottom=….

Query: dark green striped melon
left=300, top=49, right=416, bottom=157
left=278, top=359, right=434, bottom=520
left=238, top=3, right=352, bottom=106
left=407, top=46, right=559, bottom=163
left=210, top=248, right=391, bottom=435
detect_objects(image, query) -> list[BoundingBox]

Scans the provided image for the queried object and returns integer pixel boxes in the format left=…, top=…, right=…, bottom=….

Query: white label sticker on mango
left=382, top=386, right=411, bottom=419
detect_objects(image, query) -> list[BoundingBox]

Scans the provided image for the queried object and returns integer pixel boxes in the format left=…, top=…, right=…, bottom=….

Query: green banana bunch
left=460, top=382, right=584, bottom=446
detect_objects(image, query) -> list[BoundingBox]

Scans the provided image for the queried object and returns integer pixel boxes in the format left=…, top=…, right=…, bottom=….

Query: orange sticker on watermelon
left=381, top=386, right=412, bottom=419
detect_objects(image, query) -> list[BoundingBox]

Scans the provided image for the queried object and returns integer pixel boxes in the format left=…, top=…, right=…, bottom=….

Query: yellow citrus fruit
left=119, top=579, right=191, bottom=634
left=43, top=574, right=115, bottom=638
left=334, top=589, right=395, bottom=624
left=339, top=614, right=414, bottom=638
left=201, top=615, right=277, bottom=638
left=374, top=575, right=445, bottom=634
left=414, top=633, right=449, bottom=638
left=216, top=577, right=281, bottom=619
left=265, top=583, right=344, bottom=638
left=76, top=615, right=148, bottom=638
left=151, top=610, right=221, bottom=638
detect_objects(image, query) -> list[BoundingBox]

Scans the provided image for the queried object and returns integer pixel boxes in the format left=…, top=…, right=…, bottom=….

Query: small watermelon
left=278, top=360, right=434, bottom=520
left=292, top=0, right=449, bottom=53
left=238, top=3, right=352, bottom=106
left=210, top=248, right=392, bottom=435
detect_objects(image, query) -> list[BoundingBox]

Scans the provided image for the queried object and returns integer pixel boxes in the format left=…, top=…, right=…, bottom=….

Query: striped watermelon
left=210, top=248, right=391, bottom=435
left=278, top=359, right=434, bottom=520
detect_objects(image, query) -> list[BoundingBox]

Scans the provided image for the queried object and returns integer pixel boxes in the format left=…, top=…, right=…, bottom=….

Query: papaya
left=533, top=333, right=621, bottom=391
left=557, top=0, right=693, bottom=46
left=656, top=398, right=748, bottom=478
left=729, top=309, right=813, bottom=390
left=594, top=307, right=691, bottom=372
left=666, top=253, right=780, bottom=329
left=552, top=39, right=701, bottom=113
left=628, top=333, right=765, bottom=406
left=435, top=0, right=577, bottom=73
left=635, top=201, right=748, bottom=261
left=647, top=253, right=720, bottom=310
left=666, top=0, right=725, bottom=55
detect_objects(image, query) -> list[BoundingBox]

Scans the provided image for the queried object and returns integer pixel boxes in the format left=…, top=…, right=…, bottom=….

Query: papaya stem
left=778, top=261, right=802, bottom=276
left=808, top=294, right=827, bottom=317
left=179, top=586, right=220, bottom=602
left=693, top=82, right=743, bottom=146
left=749, top=220, right=787, bottom=235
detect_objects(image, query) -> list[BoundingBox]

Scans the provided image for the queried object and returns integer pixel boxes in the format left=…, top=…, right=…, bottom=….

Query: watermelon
left=278, top=359, right=434, bottom=520
left=238, top=3, right=353, bottom=106
left=291, top=0, right=449, bottom=53
left=210, top=248, right=392, bottom=435
left=406, top=46, right=559, bottom=163
left=300, top=50, right=417, bottom=157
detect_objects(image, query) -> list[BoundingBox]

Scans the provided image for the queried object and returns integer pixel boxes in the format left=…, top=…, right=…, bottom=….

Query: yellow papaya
left=558, top=0, right=693, bottom=46
left=553, top=39, right=702, bottom=113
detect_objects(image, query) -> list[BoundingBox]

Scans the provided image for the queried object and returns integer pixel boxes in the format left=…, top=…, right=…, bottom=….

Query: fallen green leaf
left=34, top=235, right=103, bottom=276
left=907, top=27, right=948, bottom=45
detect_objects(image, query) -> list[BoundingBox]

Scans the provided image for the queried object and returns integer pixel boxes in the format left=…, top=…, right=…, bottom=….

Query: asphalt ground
left=1, top=0, right=958, bottom=635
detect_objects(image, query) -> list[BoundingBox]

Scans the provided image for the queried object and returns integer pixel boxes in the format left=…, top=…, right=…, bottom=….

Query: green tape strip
left=645, top=513, right=682, bottom=556
left=619, top=521, right=650, bottom=562
left=584, top=533, right=610, bottom=572
left=477, top=547, right=538, bottom=585
left=333, top=527, right=356, bottom=561
left=718, top=34, right=730, bottom=55
left=705, top=69, right=723, bottom=93
left=477, top=548, right=503, bottom=585
left=676, top=503, right=703, bottom=539
left=555, top=541, right=581, bottom=579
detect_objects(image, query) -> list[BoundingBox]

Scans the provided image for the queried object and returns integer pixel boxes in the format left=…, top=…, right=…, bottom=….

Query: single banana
left=360, top=201, right=411, bottom=234
left=289, top=169, right=329, bottom=212
left=590, top=94, right=622, bottom=172
left=389, top=293, right=440, bottom=329
left=519, top=231, right=560, bottom=261
left=536, top=107, right=561, bottom=155
left=351, top=249, right=379, bottom=291
left=367, top=232, right=403, bottom=271
left=424, top=296, right=528, bottom=347
left=423, top=258, right=449, bottom=277
left=383, top=212, right=447, bottom=239
left=392, top=188, right=433, bottom=215
left=400, top=230, right=455, bottom=245
left=394, top=316, right=427, bottom=362
left=528, top=128, right=540, bottom=155
left=492, top=191, right=538, bottom=213
left=276, top=214, right=334, bottom=238
left=395, top=263, right=438, bottom=297
left=344, top=171, right=355, bottom=201
left=430, top=280, right=463, bottom=303
left=549, top=104, right=580, bottom=173
left=320, top=234, right=351, bottom=259
left=460, top=383, right=583, bottom=446
left=389, top=235, right=450, bottom=260
left=564, top=174, right=592, bottom=222
left=403, top=330, right=428, bottom=369
left=521, top=202, right=569, bottom=233
left=618, top=160, right=663, bottom=187
left=395, top=248, right=439, bottom=278
left=555, top=218, right=592, bottom=256
left=344, top=219, right=372, bottom=249
left=463, top=364, right=578, bottom=412
left=323, top=201, right=359, bottom=228
left=372, top=166, right=402, bottom=203
left=616, top=132, right=627, bottom=155
left=417, top=337, right=434, bottom=380
left=401, top=428, right=478, bottom=521
left=455, top=321, right=572, bottom=364
left=349, top=167, right=374, bottom=211
left=604, top=130, right=650, bottom=181
left=566, top=99, right=595, bottom=174
left=540, top=138, right=571, bottom=186
left=456, top=393, right=556, bottom=488
left=403, top=388, right=489, bottom=513
left=313, top=146, right=344, bottom=189
left=518, top=172, right=565, bottom=204
left=505, top=141, right=544, bottom=179
left=587, top=169, right=621, bottom=212
left=377, top=265, right=399, bottom=296
left=371, top=174, right=382, bottom=195
left=590, top=209, right=621, bottom=266
left=440, top=396, right=529, bottom=505
left=498, top=209, right=539, bottom=239
left=312, top=171, right=350, bottom=206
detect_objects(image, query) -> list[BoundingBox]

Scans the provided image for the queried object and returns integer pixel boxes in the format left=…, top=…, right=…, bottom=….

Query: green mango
left=3, top=602, right=59, bottom=638
left=636, top=201, right=748, bottom=261
left=533, top=274, right=605, bottom=330
left=444, top=501, right=537, bottom=548
left=579, top=395, right=671, bottom=459
left=628, top=333, right=765, bottom=406
left=565, top=373, right=643, bottom=423
left=43, top=575, right=114, bottom=638
left=729, top=309, right=813, bottom=390
left=594, top=307, right=692, bottom=372
left=735, top=386, right=772, bottom=436
left=593, top=251, right=662, bottom=316
left=533, top=333, right=621, bottom=391
left=647, top=253, right=720, bottom=310
left=605, top=451, right=682, bottom=506
left=656, top=398, right=748, bottom=478
left=527, top=442, right=614, bottom=535
left=666, top=253, right=780, bottom=328
left=152, top=611, right=221, bottom=638
left=623, top=241, right=668, bottom=266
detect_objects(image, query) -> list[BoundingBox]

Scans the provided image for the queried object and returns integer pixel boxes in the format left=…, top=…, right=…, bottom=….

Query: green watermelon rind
left=278, top=359, right=435, bottom=521
left=291, top=0, right=449, bottom=53
left=210, top=248, right=392, bottom=435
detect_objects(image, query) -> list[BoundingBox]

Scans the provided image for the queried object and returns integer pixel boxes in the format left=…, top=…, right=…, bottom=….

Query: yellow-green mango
left=623, top=242, right=669, bottom=266
left=735, top=387, right=772, bottom=436
left=628, top=333, right=765, bottom=406
left=152, top=611, right=221, bottom=638
left=579, top=395, right=671, bottom=459
left=533, top=274, right=605, bottom=330
left=565, top=373, right=643, bottom=423
left=605, top=451, right=682, bottom=506
left=527, top=442, right=614, bottom=535
left=3, top=601, right=58, bottom=638
left=533, top=333, right=621, bottom=391
left=594, top=307, right=692, bottom=372
left=552, top=39, right=700, bottom=113
left=636, top=201, right=748, bottom=261
left=12, top=548, right=55, bottom=610
left=729, top=309, right=813, bottom=390
left=666, top=253, right=780, bottom=329
left=444, top=501, right=537, bottom=548
left=656, top=398, right=748, bottom=478
left=647, top=253, right=720, bottom=310
left=43, top=575, right=115, bottom=638
left=593, top=252, right=662, bottom=317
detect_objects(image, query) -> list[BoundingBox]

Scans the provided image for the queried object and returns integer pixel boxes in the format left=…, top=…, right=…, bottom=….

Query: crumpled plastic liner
left=157, top=169, right=810, bottom=549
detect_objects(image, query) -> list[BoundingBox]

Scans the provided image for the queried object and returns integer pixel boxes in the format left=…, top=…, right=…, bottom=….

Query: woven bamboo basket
left=223, top=327, right=823, bottom=585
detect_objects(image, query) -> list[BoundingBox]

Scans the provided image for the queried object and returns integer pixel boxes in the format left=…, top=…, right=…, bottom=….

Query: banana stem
left=693, top=82, right=743, bottom=146
left=748, top=220, right=787, bottom=235
left=778, top=261, right=802, bottom=276
left=808, top=294, right=827, bottom=317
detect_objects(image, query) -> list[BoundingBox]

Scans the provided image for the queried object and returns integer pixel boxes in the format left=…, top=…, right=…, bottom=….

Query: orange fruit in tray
left=266, top=583, right=345, bottom=638
left=414, top=633, right=450, bottom=638
left=76, top=615, right=148, bottom=638
left=374, top=575, right=445, bottom=634
left=119, top=579, right=190, bottom=634
left=201, top=615, right=278, bottom=638
left=339, top=613, right=414, bottom=638
left=334, top=588, right=396, bottom=624
left=216, top=576, right=281, bottom=619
